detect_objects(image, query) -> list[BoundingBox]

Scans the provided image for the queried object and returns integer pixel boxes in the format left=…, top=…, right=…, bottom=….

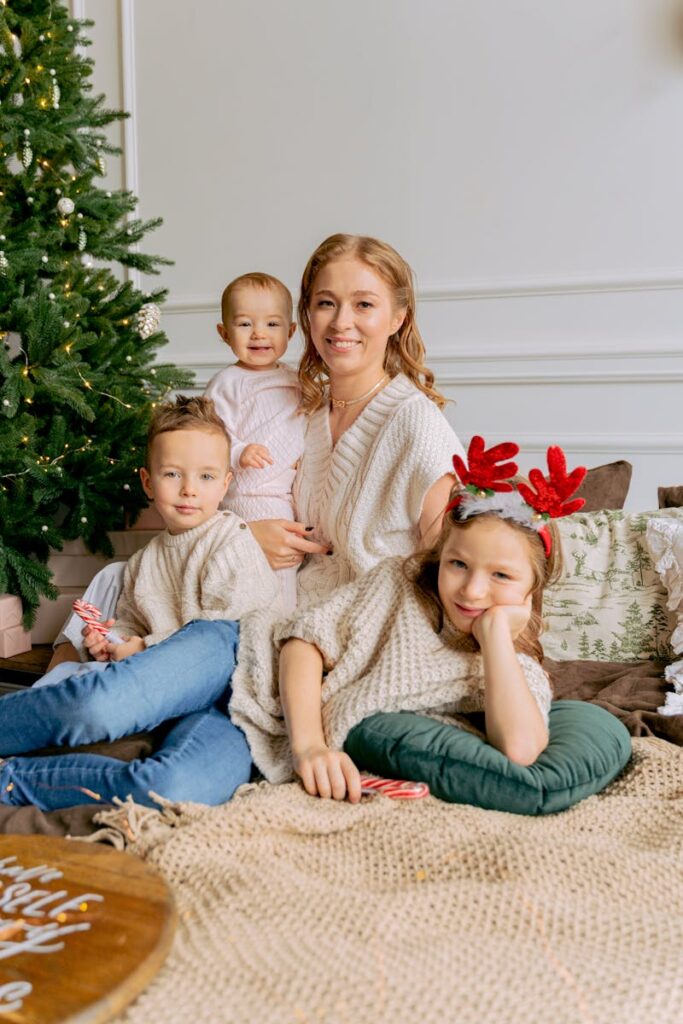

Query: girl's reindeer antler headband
left=446, top=436, right=587, bottom=556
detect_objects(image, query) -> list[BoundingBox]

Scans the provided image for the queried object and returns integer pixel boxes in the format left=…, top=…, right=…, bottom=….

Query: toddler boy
left=205, top=272, right=304, bottom=612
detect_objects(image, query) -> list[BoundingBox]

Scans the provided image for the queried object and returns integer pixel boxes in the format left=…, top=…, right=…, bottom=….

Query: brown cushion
left=658, top=486, right=683, bottom=509
left=575, top=460, right=632, bottom=512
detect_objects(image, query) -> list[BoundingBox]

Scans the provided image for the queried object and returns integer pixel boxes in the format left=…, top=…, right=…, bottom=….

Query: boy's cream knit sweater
left=115, top=511, right=281, bottom=647
left=229, top=556, right=552, bottom=783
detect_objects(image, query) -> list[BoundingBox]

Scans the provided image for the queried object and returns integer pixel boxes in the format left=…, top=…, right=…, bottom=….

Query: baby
left=205, top=272, right=305, bottom=612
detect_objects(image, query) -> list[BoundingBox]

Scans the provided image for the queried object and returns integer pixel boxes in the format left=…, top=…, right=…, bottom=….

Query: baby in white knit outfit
left=205, top=273, right=305, bottom=612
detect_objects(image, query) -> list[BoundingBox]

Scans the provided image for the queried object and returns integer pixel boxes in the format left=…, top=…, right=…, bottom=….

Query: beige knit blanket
left=104, top=737, right=683, bottom=1024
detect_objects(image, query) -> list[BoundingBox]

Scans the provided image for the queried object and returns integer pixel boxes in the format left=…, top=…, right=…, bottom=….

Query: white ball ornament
left=48, top=292, right=55, bottom=300
left=41, top=525, right=48, bottom=532
left=80, top=516, right=87, bottom=523
left=123, top=484, right=131, bottom=491
left=2, top=400, right=10, bottom=407
left=57, top=197, right=75, bottom=216
left=41, top=255, right=48, bottom=263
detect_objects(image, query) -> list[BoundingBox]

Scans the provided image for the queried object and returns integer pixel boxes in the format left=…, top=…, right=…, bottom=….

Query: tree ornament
left=78, top=226, right=87, bottom=251
left=0, top=251, right=8, bottom=277
left=57, top=196, right=75, bottom=217
left=49, top=69, right=60, bottom=109
left=21, top=129, right=32, bottom=168
left=95, top=140, right=107, bottom=176
left=136, top=302, right=161, bottom=338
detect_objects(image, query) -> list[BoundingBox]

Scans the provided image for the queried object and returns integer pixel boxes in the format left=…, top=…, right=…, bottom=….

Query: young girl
left=228, top=437, right=586, bottom=801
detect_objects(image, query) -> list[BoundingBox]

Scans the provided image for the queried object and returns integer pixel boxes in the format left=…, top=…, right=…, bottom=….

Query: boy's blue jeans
left=0, top=619, right=252, bottom=811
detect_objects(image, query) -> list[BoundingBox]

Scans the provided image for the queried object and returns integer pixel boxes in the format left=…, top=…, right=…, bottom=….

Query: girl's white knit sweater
left=229, top=556, right=552, bottom=783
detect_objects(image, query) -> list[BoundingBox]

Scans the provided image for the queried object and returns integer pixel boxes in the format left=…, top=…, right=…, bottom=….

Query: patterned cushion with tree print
left=542, top=508, right=683, bottom=662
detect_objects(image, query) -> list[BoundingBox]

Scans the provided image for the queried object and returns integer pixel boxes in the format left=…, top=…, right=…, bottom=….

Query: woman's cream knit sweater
left=229, top=557, right=552, bottom=783
left=293, top=374, right=466, bottom=604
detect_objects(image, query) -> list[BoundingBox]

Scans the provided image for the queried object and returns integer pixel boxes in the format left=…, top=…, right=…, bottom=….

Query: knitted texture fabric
left=115, top=511, right=281, bottom=645
left=204, top=363, right=304, bottom=517
left=293, top=375, right=465, bottom=605
left=104, top=736, right=683, bottom=1024
left=229, top=557, right=552, bottom=782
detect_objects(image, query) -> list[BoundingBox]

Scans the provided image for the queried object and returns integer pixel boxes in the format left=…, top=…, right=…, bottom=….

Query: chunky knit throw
left=101, top=736, right=683, bottom=1024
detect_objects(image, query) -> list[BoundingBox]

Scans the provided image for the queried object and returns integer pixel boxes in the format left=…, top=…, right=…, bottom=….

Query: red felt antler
left=452, top=436, right=520, bottom=493
left=517, top=446, right=587, bottom=518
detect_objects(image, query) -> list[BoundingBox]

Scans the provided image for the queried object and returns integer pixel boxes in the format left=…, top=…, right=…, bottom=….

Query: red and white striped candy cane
left=360, top=775, right=429, bottom=800
left=72, top=599, right=110, bottom=636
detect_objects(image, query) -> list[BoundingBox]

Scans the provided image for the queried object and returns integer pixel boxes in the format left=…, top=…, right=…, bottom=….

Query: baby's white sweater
left=205, top=363, right=304, bottom=521
left=229, top=557, right=552, bottom=783
left=115, top=511, right=281, bottom=646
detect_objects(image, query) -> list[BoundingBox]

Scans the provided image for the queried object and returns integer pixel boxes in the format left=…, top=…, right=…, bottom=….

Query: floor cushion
left=344, top=700, right=632, bottom=815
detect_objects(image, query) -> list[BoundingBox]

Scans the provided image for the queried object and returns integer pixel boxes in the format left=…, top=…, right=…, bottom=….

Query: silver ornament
left=97, top=154, right=107, bottom=176
left=0, top=252, right=7, bottom=277
left=21, top=137, right=32, bottom=168
left=57, top=197, right=75, bottom=216
left=78, top=227, right=87, bottom=252
left=136, top=302, right=162, bottom=339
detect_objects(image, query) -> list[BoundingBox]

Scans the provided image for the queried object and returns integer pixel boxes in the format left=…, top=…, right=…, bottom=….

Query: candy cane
left=72, top=600, right=109, bottom=635
left=360, top=775, right=429, bottom=800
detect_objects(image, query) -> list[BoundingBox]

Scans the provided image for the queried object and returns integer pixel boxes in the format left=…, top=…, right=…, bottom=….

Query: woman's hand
left=472, top=599, right=532, bottom=647
left=248, top=519, right=330, bottom=570
left=293, top=745, right=362, bottom=803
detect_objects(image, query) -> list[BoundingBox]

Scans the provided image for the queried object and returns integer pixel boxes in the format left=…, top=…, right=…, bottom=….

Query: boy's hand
left=240, top=444, right=273, bottom=470
left=293, top=745, right=362, bottom=804
left=472, top=599, right=532, bottom=646
left=108, top=636, right=146, bottom=662
left=82, top=620, right=115, bottom=662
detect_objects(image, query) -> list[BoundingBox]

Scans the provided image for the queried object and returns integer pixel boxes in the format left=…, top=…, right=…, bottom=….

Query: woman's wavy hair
left=297, top=233, right=446, bottom=414
left=403, top=481, right=563, bottom=663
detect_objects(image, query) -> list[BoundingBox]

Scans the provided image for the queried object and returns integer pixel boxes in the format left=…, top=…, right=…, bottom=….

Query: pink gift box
left=0, top=624, right=31, bottom=658
left=0, top=594, right=23, bottom=631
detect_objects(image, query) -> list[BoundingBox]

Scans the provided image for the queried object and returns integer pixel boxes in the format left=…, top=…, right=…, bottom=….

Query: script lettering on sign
left=0, top=855, right=104, bottom=1011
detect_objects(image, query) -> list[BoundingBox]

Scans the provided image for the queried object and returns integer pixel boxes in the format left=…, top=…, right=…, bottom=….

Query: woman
left=247, top=233, right=465, bottom=605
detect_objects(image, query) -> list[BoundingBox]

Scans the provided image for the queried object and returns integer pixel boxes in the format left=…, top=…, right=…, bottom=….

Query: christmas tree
left=0, top=1, right=192, bottom=625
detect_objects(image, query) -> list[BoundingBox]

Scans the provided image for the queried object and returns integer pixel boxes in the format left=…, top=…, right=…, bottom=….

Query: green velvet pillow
left=344, top=700, right=631, bottom=816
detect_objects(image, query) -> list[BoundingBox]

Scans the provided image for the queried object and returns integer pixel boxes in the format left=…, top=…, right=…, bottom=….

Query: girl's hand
left=240, top=443, right=274, bottom=470
left=293, top=745, right=362, bottom=804
left=82, top=621, right=115, bottom=662
left=248, top=519, right=331, bottom=570
left=108, top=636, right=146, bottom=662
left=472, top=599, right=532, bottom=646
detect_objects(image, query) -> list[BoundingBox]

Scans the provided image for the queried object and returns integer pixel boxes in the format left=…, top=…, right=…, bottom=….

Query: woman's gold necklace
left=329, top=374, right=389, bottom=410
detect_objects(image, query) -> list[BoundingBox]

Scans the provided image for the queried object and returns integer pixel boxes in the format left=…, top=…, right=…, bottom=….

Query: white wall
left=73, top=0, right=683, bottom=510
